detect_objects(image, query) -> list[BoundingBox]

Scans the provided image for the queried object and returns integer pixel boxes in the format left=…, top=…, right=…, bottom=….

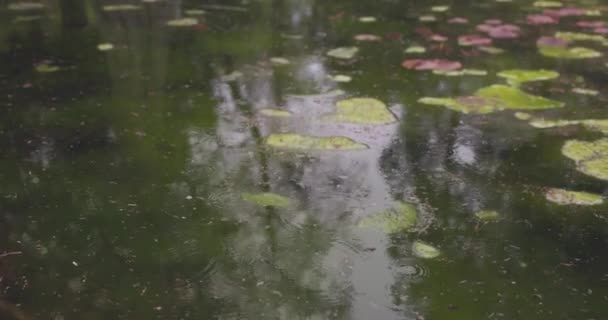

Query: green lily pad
left=259, top=109, right=291, bottom=117
left=359, top=202, right=418, bottom=233
left=405, top=46, right=426, bottom=54
left=555, top=32, right=608, bottom=46
left=14, top=15, right=41, bottom=22
left=270, top=57, right=290, bottom=65
left=431, top=5, right=450, bottom=12
left=433, top=69, right=488, bottom=76
left=322, top=98, right=396, bottom=125
left=572, top=88, right=598, bottom=96
left=419, top=15, right=437, bottom=22
left=412, top=241, right=441, bottom=259
left=479, top=46, right=505, bottom=54
left=358, top=16, right=377, bottom=23
left=329, top=74, right=352, bottom=83
left=539, top=46, right=602, bottom=59
left=545, top=188, right=603, bottom=205
left=533, top=1, right=562, bottom=7
left=265, top=133, right=367, bottom=151
left=97, top=43, right=114, bottom=51
left=515, top=112, right=532, bottom=120
left=562, top=138, right=608, bottom=181
left=327, top=47, right=359, bottom=60
left=8, top=2, right=44, bottom=10
left=102, top=4, right=141, bottom=12
left=475, top=210, right=500, bottom=221
left=35, top=63, right=59, bottom=73
left=497, top=69, right=559, bottom=85
left=419, top=85, right=563, bottom=114
left=166, top=18, right=198, bottom=27
left=528, top=118, right=608, bottom=134
left=185, top=9, right=206, bottom=15
left=242, top=193, right=291, bottom=207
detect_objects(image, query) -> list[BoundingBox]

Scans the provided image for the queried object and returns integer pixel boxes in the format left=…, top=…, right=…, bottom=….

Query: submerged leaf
left=323, top=98, right=396, bottom=125
left=412, top=241, right=441, bottom=259
left=265, top=133, right=367, bottom=151
left=359, top=202, right=418, bottom=233
left=242, top=193, right=291, bottom=207
left=545, top=188, right=603, bottom=205
left=327, top=47, right=359, bottom=60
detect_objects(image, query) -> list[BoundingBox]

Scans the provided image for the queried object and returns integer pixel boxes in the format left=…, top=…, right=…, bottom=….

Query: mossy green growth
left=259, top=109, right=291, bottom=117
left=562, top=138, right=608, bottom=181
left=539, top=46, right=602, bottom=59
left=242, top=193, right=291, bottom=207
left=166, top=18, right=198, bottom=27
left=359, top=202, right=418, bottom=233
left=555, top=32, right=608, bottom=46
left=475, top=210, right=500, bottom=221
left=322, top=98, right=396, bottom=125
left=265, top=133, right=367, bottom=151
left=326, top=47, right=359, bottom=60
left=497, top=69, right=559, bottom=85
left=419, top=85, right=563, bottom=114
left=545, top=188, right=603, bottom=205
left=412, top=241, right=441, bottom=259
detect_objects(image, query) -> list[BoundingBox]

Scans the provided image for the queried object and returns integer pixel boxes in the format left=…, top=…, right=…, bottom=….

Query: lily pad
left=265, top=133, right=367, bottom=151
left=433, top=69, right=488, bottom=76
left=327, top=47, right=359, bottom=60
left=534, top=1, right=562, bottom=8
left=405, top=46, right=426, bottom=53
left=412, top=241, right=441, bottom=259
left=402, top=59, right=462, bottom=71
left=419, top=15, right=437, bottom=22
left=359, top=202, right=418, bottom=233
left=97, top=43, right=114, bottom=51
left=185, top=9, right=206, bottom=15
left=572, top=88, right=598, bottom=95
left=166, top=18, right=198, bottom=27
left=354, top=34, right=382, bottom=42
left=259, top=109, right=292, bottom=117
left=35, top=63, right=59, bottom=73
left=8, top=2, right=44, bottom=10
left=420, top=85, right=563, bottom=114
left=322, top=98, right=396, bottom=125
left=475, top=210, right=500, bottom=221
left=102, top=4, right=141, bottom=12
left=329, top=74, right=352, bottom=82
left=545, top=188, right=603, bottom=205
left=242, top=193, right=290, bottom=207
left=358, top=16, right=377, bottom=23
left=458, top=35, right=492, bottom=46
left=270, top=57, right=290, bottom=65
left=555, top=32, right=608, bottom=46
left=562, top=138, right=608, bottom=181
left=478, top=46, right=505, bottom=54
left=539, top=43, right=602, bottom=59
left=431, top=5, right=450, bottom=12
left=497, top=69, right=559, bottom=85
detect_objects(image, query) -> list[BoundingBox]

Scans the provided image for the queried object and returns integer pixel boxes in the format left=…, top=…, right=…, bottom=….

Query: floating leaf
left=97, top=43, right=114, bottom=51
left=477, top=22, right=521, bottom=39
left=259, top=109, right=292, bottom=117
left=354, top=34, right=382, bottom=41
left=433, top=69, right=487, bottom=76
left=475, top=210, right=500, bottom=221
left=572, top=88, right=598, bottom=95
left=270, top=57, right=290, bottom=65
left=265, top=133, right=367, bottom=151
left=359, top=202, right=418, bottom=233
left=35, top=63, right=59, bottom=73
left=419, top=15, right=437, bottom=22
left=242, top=193, right=291, bottom=207
left=458, top=35, right=492, bottom=46
left=8, top=2, right=44, bottom=10
left=402, top=59, right=462, bottom=71
left=323, top=98, right=396, bottom=125
left=514, top=112, right=532, bottom=120
left=358, top=16, right=377, bottom=23
left=539, top=45, right=602, bottom=59
left=497, top=69, right=559, bottom=85
left=534, top=1, right=562, bottom=8
left=562, top=138, right=608, bottom=181
left=555, top=31, right=608, bottom=46
left=185, top=9, right=206, bottom=15
left=405, top=46, right=426, bottom=53
left=166, top=18, right=198, bottom=27
left=478, top=46, right=504, bottom=54
left=329, top=74, right=352, bottom=82
left=448, top=17, right=469, bottom=24
left=14, top=15, right=41, bottom=22
left=431, top=5, right=450, bottom=12
left=327, top=47, right=359, bottom=59
left=102, top=4, right=141, bottom=12
left=412, top=241, right=441, bottom=259
left=527, top=14, right=558, bottom=25
left=545, top=188, right=603, bottom=205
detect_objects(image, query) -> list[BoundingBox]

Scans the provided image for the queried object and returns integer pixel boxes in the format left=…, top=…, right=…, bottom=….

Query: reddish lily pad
left=527, top=14, right=558, bottom=25
left=402, top=59, right=462, bottom=71
left=458, top=35, right=492, bottom=46
left=477, top=22, right=521, bottom=39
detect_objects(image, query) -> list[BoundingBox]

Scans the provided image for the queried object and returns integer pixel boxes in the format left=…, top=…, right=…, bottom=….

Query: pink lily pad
left=477, top=23, right=521, bottom=39
left=402, top=59, right=462, bottom=71
left=594, top=27, right=608, bottom=34
left=576, top=21, right=606, bottom=28
left=527, top=14, right=558, bottom=25
left=458, top=35, right=492, bottom=46
left=544, top=7, right=586, bottom=17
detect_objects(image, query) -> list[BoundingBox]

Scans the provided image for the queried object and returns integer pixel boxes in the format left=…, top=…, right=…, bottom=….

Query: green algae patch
left=359, top=202, right=418, bottom=233
left=327, top=47, right=359, bottom=60
left=259, top=109, right=292, bottom=118
left=322, top=98, right=396, bottom=125
left=412, top=241, right=441, bottom=259
left=539, top=46, right=601, bottom=59
left=265, top=133, right=367, bottom=151
left=419, top=85, right=563, bottom=114
left=242, top=193, right=291, bottom=207
left=545, top=188, right=603, bottom=205
left=102, top=4, right=141, bottom=12
left=497, top=69, right=559, bottom=85
left=475, top=210, right=500, bottom=221
left=166, top=18, right=198, bottom=27
left=562, top=138, right=608, bottom=181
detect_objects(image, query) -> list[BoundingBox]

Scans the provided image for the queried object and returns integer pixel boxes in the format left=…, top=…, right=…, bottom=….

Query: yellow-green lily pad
left=97, top=43, right=114, bottom=51
left=545, top=188, right=603, bottom=205
left=102, top=4, right=141, bottom=12
left=358, top=16, right=377, bottom=23
left=533, top=1, right=562, bottom=7
left=431, top=5, right=450, bottom=12
left=259, top=109, right=292, bottom=117
left=329, top=74, right=352, bottom=83
left=242, top=192, right=291, bottom=207
left=539, top=46, right=602, bottom=59
left=555, top=32, right=608, bottom=46
left=166, top=18, right=198, bottom=27
left=327, top=47, right=359, bottom=60
left=35, top=63, right=59, bottom=73
left=359, top=202, right=418, bottom=233
left=562, top=138, right=608, bottom=181
left=265, top=133, right=367, bottom=151
left=322, top=98, right=396, bottom=125
left=412, top=241, right=440, bottom=259
left=497, top=69, right=559, bottom=85
left=405, top=46, right=426, bottom=54
left=475, top=210, right=500, bottom=221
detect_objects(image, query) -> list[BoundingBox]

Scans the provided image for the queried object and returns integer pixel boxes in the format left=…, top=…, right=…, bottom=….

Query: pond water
left=1, top=0, right=608, bottom=319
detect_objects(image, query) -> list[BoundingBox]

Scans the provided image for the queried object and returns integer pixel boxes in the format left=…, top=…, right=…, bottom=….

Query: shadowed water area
left=1, top=0, right=608, bottom=319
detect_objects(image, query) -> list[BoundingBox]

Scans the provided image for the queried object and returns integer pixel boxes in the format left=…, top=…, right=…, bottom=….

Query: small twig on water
left=0, top=251, right=22, bottom=259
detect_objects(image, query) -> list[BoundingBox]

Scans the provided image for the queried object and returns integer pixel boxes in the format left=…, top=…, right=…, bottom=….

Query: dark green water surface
left=1, top=0, right=608, bottom=319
